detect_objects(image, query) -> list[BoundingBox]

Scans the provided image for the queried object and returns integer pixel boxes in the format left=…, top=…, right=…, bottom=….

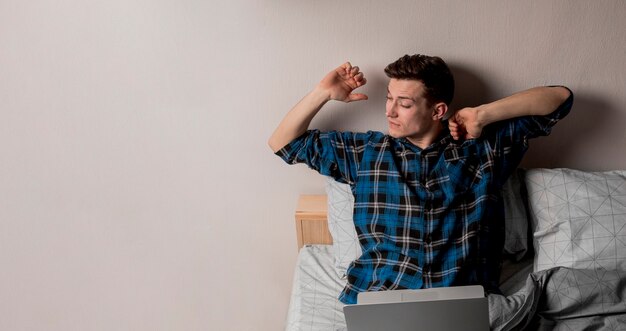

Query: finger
left=350, top=66, right=359, bottom=76
left=344, top=62, right=352, bottom=75
left=354, top=72, right=365, bottom=84
left=347, top=93, right=368, bottom=102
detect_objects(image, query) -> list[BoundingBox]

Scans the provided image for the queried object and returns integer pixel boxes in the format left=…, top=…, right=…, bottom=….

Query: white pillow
left=325, top=170, right=530, bottom=277
left=325, top=178, right=361, bottom=278
left=525, top=168, right=626, bottom=272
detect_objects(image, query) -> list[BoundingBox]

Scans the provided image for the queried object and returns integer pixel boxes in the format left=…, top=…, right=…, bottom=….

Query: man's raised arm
left=268, top=62, right=368, bottom=153
left=449, top=86, right=572, bottom=141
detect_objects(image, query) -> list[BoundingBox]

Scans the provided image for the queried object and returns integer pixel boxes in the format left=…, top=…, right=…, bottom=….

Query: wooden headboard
left=295, top=195, right=333, bottom=250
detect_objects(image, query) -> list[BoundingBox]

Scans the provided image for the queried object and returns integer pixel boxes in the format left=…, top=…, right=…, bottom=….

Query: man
left=269, top=54, right=573, bottom=305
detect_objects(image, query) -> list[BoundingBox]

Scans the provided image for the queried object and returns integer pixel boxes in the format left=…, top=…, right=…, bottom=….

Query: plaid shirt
left=277, top=90, right=573, bottom=304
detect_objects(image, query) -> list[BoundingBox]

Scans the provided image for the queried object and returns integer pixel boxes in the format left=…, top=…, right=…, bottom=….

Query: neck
left=406, top=123, right=444, bottom=149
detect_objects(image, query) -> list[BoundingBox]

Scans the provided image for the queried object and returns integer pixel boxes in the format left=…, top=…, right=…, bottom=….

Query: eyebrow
left=387, top=89, right=416, bottom=102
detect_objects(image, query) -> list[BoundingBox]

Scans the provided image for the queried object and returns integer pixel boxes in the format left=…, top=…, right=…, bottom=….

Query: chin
left=387, top=129, right=403, bottom=139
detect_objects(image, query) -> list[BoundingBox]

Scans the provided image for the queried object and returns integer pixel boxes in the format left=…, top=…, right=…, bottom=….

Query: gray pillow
left=502, top=169, right=530, bottom=261
left=525, top=168, right=626, bottom=272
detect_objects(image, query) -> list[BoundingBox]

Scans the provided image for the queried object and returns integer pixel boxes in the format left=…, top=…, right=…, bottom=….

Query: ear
left=432, top=102, right=448, bottom=120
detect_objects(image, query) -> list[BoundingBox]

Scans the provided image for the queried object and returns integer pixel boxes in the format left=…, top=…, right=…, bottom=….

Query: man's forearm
left=268, top=87, right=331, bottom=153
left=476, top=86, right=571, bottom=128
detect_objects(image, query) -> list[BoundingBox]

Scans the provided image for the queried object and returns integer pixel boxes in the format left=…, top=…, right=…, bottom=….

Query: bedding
left=286, top=245, right=346, bottom=331
left=325, top=179, right=360, bottom=279
left=490, top=266, right=626, bottom=330
left=525, top=168, right=626, bottom=271
left=287, top=168, right=626, bottom=331
left=286, top=245, right=626, bottom=330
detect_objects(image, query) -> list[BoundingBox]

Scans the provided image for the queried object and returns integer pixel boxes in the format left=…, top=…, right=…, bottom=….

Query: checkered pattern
left=277, top=91, right=572, bottom=304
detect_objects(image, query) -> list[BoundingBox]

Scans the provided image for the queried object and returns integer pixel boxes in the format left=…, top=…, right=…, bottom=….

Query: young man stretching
left=269, top=54, right=573, bottom=304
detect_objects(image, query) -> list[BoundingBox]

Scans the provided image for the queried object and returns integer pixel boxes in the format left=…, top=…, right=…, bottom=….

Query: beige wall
left=1, top=0, right=625, bottom=330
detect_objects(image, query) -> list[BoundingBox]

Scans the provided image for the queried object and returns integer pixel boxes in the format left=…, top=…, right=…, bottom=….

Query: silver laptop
left=343, top=285, right=489, bottom=331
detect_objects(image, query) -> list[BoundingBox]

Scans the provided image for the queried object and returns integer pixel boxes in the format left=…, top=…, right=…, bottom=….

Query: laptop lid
left=343, top=287, right=489, bottom=331
left=357, top=285, right=485, bottom=304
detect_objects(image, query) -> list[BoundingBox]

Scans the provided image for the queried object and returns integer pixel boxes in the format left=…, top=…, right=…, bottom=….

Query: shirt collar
left=399, top=128, right=453, bottom=153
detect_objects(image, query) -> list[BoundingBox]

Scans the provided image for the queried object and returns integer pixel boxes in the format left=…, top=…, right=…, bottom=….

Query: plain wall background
left=1, top=0, right=625, bottom=330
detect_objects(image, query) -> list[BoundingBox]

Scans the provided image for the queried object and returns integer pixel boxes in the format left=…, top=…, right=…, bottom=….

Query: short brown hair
left=384, top=54, right=454, bottom=106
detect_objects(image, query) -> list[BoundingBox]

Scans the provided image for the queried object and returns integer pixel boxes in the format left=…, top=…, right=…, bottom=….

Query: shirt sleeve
left=505, top=86, right=573, bottom=144
left=484, top=86, right=574, bottom=180
left=275, top=130, right=373, bottom=185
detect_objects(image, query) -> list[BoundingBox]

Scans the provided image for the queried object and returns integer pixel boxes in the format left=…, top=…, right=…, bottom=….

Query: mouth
left=388, top=121, right=400, bottom=128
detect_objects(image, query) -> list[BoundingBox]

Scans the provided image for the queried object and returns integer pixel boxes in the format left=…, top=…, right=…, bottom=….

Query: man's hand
left=318, top=62, right=368, bottom=103
left=448, top=107, right=483, bottom=141
left=268, top=62, right=368, bottom=152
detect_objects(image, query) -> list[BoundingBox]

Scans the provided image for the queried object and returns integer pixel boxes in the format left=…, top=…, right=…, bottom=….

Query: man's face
left=385, top=78, right=437, bottom=144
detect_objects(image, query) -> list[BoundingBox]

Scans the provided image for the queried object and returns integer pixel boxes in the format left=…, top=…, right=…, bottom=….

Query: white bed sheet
left=285, top=245, right=347, bottom=331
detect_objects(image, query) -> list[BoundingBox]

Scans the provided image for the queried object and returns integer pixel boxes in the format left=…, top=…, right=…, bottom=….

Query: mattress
left=285, top=245, right=347, bottom=331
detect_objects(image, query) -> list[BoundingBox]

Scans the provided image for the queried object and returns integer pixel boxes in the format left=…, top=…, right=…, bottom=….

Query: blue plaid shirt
left=277, top=90, right=573, bottom=304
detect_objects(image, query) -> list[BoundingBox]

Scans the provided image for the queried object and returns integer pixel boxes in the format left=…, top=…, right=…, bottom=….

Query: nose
left=386, top=102, right=397, bottom=118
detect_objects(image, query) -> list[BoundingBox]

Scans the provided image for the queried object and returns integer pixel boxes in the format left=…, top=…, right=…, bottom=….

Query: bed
left=285, top=168, right=626, bottom=331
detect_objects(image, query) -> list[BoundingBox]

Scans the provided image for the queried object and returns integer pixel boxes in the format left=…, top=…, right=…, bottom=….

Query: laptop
left=343, top=285, right=489, bottom=331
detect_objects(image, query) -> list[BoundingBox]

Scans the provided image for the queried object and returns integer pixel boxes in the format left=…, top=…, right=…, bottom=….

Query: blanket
left=489, top=267, right=626, bottom=331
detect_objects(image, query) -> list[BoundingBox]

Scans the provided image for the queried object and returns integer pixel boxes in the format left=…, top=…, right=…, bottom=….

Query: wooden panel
left=295, top=195, right=327, bottom=215
left=298, top=218, right=332, bottom=248
left=295, top=195, right=332, bottom=250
